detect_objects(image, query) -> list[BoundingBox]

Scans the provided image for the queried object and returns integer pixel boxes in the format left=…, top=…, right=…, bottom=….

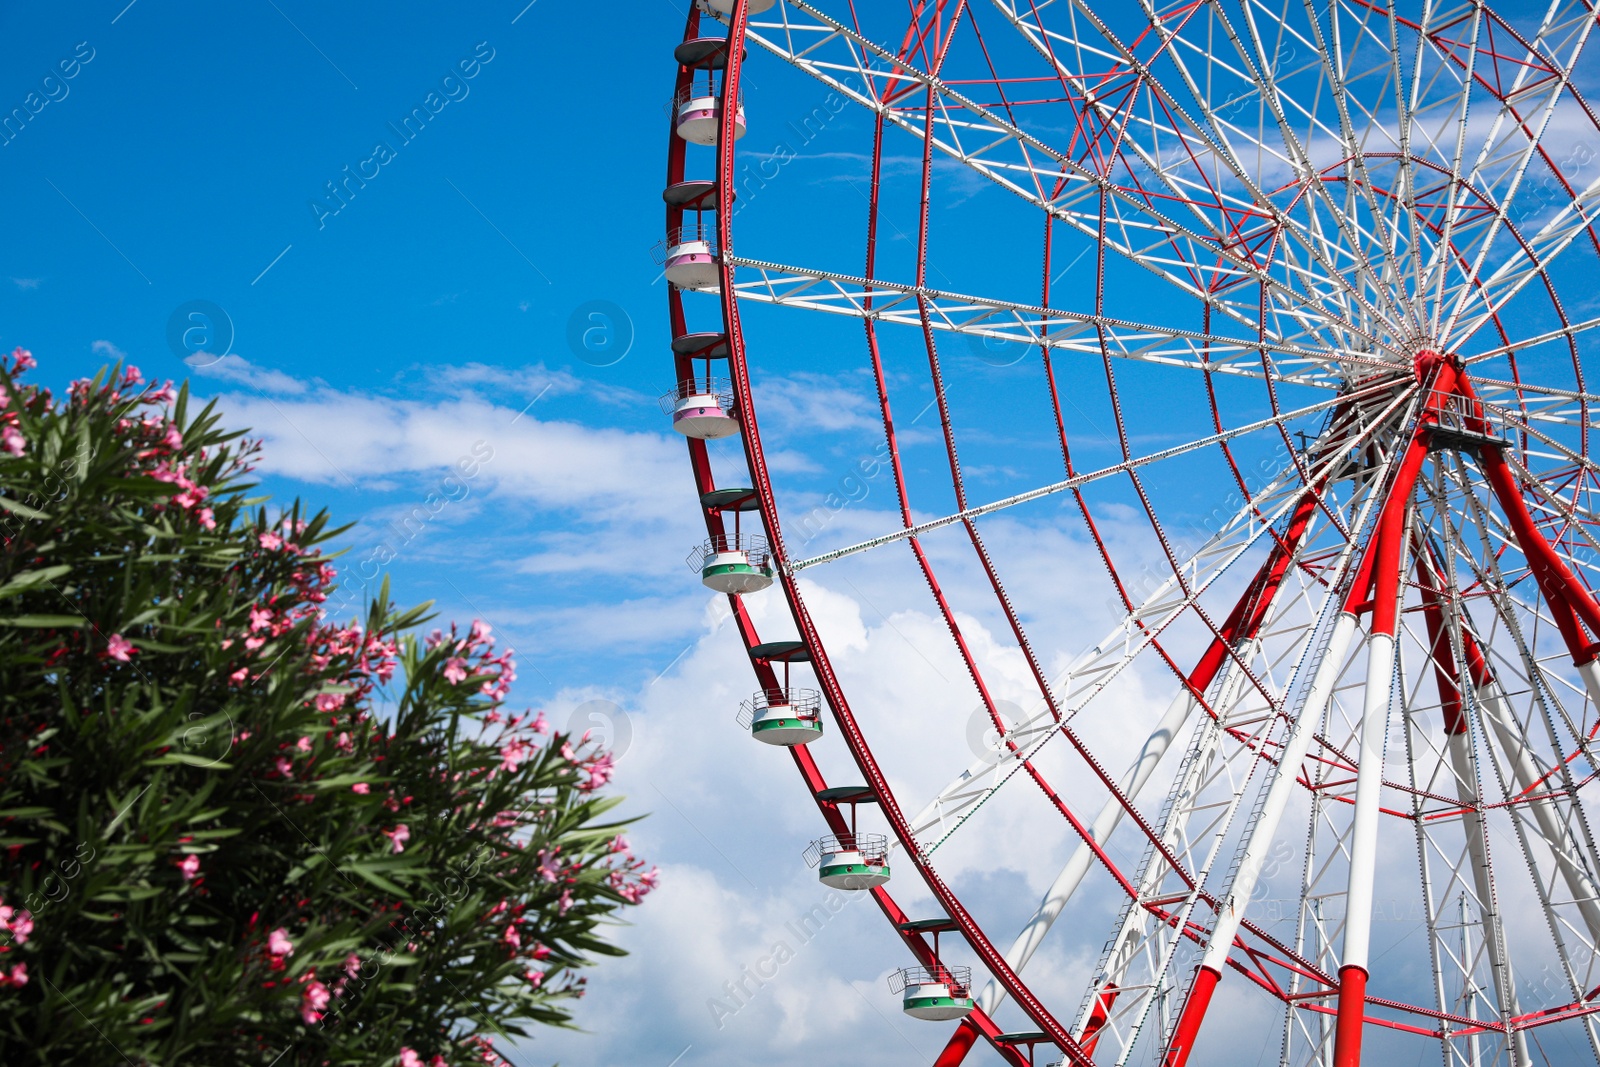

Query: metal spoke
left=789, top=379, right=1401, bottom=571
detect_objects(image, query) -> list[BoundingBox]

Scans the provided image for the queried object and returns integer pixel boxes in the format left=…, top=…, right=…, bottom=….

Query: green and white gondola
left=737, top=687, right=822, bottom=746
left=890, top=965, right=974, bottom=1021
left=690, top=534, right=773, bottom=595
left=804, top=833, right=890, bottom=889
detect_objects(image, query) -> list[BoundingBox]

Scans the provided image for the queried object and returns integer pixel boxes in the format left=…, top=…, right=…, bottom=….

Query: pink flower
left=5, top=910, right=32, bottom=945
left=178, top=854, right=200, bottom=881
left=525, top=968, right=545, bottom=988
left=343, top=953, right=361, bottom=979
left=558, top=888, right=574, bottom=915
left=0, top=425, right=24, bottom=457
left=400, top=1051, right=424, bottom=1067
left=443, top=657, right=469, bottom=684
left=581, top=752, right=616, bottom=792
left=105, top=633, right=137, bottom=662
left=351, top=783, right=370, bottom=795
left=11, top=347, right=35, bottom=371
left=122, top=365, right=144, bottom=387
left=314, top=692, right=344, bottom=712
left=0, top=963, right=27, bottom=988
left=537, top=850, right=561, bottom=883
left=267, top=928, right=294, bottom=956
left=229, top=667, right=250, bottom=685
left=249, top=607, right=273, bottom=632
left=172, top=485, right=209, bottom=509
left=274, top=756, right=294, bottom=778
left=197, top=507, right=217, bottom=531
left=500, top=738, right=533, bottom=773
left=384, top=824, right=411, bottom=854
left=296, top=736, right=312, bottom=752
left=531, top=712, right=549, bottom=735
left=259, top=531, right=283, bottom=551
left=160, top=424, right=183, bottom=450
left=301, top=979, right=331, bottom=1024
left=503, top=924, right=521, bottom=948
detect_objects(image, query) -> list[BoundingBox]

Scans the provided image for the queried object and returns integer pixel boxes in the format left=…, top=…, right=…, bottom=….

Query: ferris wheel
left=660, top=1, right=1600, bottom=1065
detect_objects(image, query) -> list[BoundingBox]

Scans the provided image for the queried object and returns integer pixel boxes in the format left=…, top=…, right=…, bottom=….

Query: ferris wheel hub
left=1411, top=347, right=1462, bottom=382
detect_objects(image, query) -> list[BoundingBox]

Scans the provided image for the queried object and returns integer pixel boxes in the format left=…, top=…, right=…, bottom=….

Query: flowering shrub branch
left=0, top=353, right=654, bottom=1065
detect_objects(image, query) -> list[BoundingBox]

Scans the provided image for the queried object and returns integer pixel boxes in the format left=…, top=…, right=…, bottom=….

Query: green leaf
left=0, top=564, right=72, bottom=600
left=0, top=494, right=49, bottom=519
left=147, top=753, right=235, bottom=769
left=0, top=806, right=55, bottom=819
left=343, top=863, right=411, bottom=898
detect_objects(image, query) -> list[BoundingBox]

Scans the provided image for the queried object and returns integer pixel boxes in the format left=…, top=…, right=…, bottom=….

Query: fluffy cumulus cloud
left=753, top=370, right=884, bottom=436
left=189, top=354, right=309, bottom=395
left=214, top=389, right=684, bottom=520
left=507, top=561, right=1218, bottom=1067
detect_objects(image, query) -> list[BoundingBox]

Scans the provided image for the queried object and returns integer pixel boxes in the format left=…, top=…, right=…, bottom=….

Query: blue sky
left=0, top=1, right=709, bottom=685
left=8, top=3, right=1600, bottom=1066
left=2, top=4, right=1104, bottom=1064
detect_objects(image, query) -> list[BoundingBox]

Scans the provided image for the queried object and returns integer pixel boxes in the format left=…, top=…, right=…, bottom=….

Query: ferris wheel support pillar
left=1169, top=409, right=1433, bottom=1067
left=1458, top=375, right=1600, bottom=657
left=1332, top=631, right=1394, bottom=1067
left=1333, top=420, right=1433, bottom=1067
left=1162, top=609, right=1363, bottom=1067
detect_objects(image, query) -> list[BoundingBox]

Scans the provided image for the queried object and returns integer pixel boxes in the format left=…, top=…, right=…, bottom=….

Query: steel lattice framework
left=664, top=1, right=1600, bottom=1065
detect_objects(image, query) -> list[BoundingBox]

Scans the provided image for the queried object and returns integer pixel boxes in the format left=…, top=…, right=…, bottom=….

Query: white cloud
left=430, top=361, right=583, bottom=399
left=11, top=277, right=41, bottom=290
left=190, top=353, right=309, bottom=395
left=513, top=564, right=1185, bottom=1066
left=753, top=371, right=882, bottom=436
left=209, top=389, right=686, bottom=524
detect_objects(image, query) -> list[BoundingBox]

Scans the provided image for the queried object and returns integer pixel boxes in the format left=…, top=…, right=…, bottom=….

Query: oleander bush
left=0, top=348, right=654, bottom=1066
